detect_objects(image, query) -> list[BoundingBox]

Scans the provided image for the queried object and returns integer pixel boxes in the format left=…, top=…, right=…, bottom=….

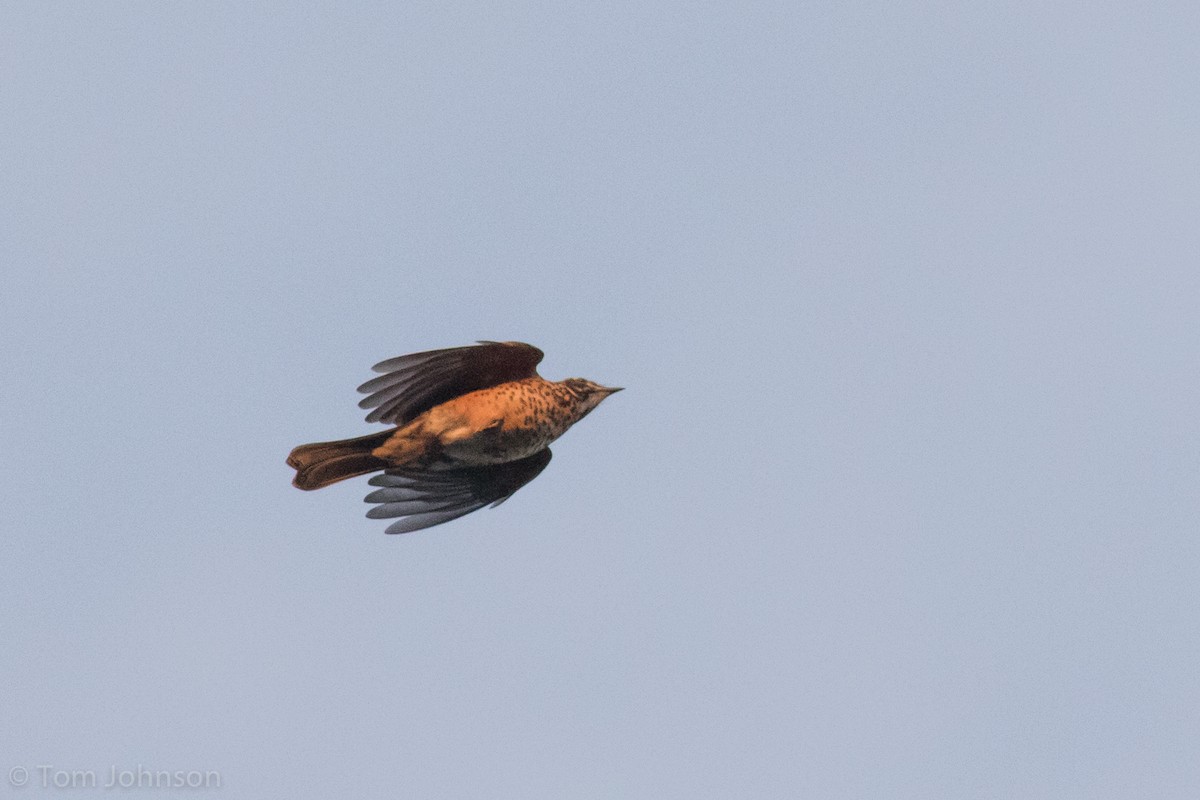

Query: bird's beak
left=602, top=386, right=624, bottom=395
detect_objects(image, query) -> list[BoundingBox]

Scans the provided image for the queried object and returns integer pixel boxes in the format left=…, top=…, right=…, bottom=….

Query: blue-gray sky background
left=3, top=3, right=1198, bottom=798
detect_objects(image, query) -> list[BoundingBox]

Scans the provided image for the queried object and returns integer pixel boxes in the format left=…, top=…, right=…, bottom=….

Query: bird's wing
left=363, top=448, right=553, bottom=534
left=357, top=341, right=544, bottom=425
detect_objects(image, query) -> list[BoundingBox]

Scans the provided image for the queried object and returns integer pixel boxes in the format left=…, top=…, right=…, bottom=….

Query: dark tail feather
left=288, top=430, right=394, bottom=490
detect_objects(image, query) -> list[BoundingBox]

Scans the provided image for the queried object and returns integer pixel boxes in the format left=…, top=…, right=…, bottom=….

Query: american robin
left=287, top=341, right=622, bottom=534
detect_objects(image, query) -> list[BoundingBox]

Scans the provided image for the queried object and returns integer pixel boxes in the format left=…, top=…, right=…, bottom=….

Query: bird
left=287, top=341, right=622, bottom=534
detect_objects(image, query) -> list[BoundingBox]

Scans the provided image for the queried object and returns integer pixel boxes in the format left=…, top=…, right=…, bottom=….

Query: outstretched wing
left=363, top=448, right=553, bottom=534
left=357, top=341, right=543, bottom=425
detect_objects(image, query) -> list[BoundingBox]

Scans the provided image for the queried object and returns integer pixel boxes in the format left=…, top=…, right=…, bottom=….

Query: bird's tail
left=287, top=430, right=394, bottom=490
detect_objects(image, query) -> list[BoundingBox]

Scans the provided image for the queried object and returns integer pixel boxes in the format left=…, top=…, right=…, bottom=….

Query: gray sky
left=3, top=3, right=1198, bottom=798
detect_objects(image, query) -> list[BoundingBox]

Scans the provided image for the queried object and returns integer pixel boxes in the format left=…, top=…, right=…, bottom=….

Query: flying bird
left=287, top=341, right=622, bottom=534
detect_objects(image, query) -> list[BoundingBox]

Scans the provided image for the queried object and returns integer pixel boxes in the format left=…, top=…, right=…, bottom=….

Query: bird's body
left=287, top=342, right=621, bottom=534
left=373, top=377, right=587, bottom=468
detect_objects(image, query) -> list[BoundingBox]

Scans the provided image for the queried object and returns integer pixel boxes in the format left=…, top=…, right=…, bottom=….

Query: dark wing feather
left=363, top=449, right=553, bottom=534
left=357, top=341, right=543, bottom=425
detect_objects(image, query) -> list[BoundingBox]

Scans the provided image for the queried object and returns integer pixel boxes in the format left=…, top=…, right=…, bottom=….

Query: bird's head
left=560, top=378, right=623, bottom=419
